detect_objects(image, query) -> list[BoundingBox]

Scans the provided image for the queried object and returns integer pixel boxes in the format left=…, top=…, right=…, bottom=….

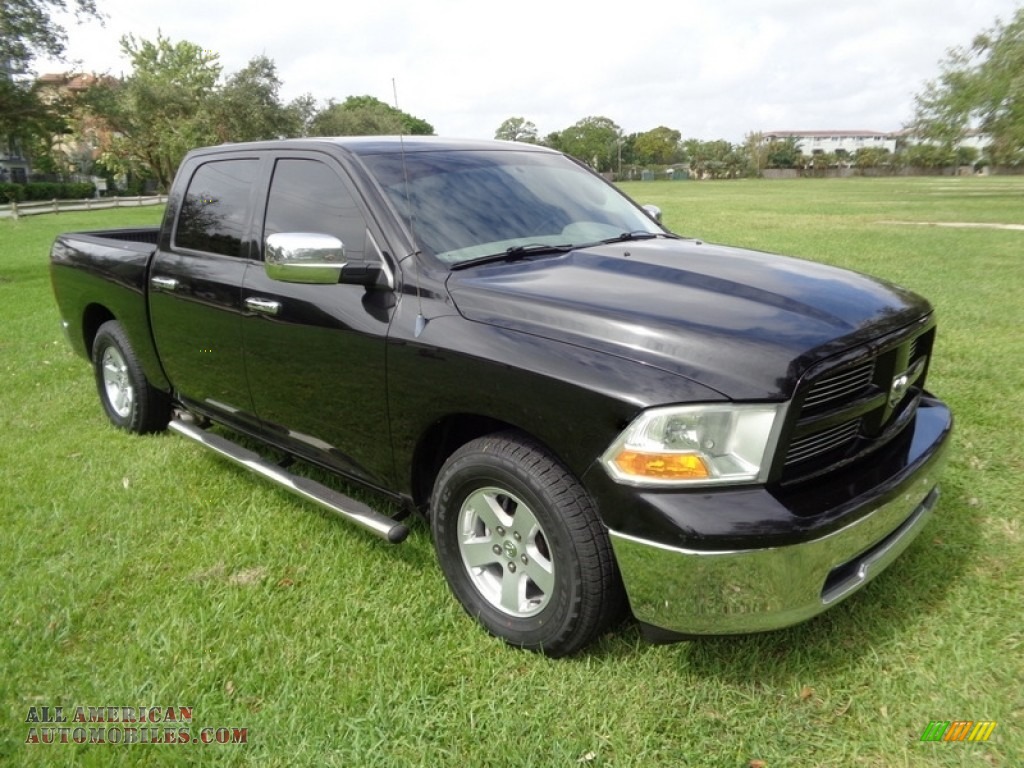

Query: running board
left=168, top=419, right=409, bottom=543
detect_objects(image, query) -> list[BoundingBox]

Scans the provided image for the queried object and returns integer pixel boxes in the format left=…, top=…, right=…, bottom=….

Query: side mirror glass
left=265, top=232, right=346, bottom=284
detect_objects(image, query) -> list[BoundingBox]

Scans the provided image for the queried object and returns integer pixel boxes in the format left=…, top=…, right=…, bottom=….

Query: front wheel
left=91, top=320, right=171, bottom=433
left=431, top=432, right=624, bottom=657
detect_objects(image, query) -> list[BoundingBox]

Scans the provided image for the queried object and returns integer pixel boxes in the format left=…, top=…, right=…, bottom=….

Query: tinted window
left=175, top=159, right=259, bottom=257
left=263, top=159, right=369, bottom=262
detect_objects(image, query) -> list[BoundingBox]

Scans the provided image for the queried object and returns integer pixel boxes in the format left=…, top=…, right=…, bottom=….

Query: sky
left=39, top=0, right=1024, bottom=142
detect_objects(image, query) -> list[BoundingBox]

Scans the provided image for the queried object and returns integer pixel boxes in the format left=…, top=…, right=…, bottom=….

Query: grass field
left=2, top=177, right=1022, bottom=767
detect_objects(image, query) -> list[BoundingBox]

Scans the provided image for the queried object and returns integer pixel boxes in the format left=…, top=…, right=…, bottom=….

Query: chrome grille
left=780, top=325, right=935, bottom=481
left=786, top=419, right=860, bottom=464
left=801, top=361, right=875, bottom=411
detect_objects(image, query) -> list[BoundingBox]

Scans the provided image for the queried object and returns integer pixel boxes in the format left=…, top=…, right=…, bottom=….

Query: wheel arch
left=79, top=302, right=171, bottom=392
left=81, top=303, right=117, bottom=356
left=409, top=413, right=565, bottom=515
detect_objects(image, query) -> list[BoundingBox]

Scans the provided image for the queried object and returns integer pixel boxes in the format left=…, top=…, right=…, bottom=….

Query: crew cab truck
left=50, top=137, right=952, bottom=656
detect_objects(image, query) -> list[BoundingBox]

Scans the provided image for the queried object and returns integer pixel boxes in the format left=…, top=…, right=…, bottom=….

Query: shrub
left=0, top=183, right=26, bottom=203
left=0, top=181, right=97, bottom=203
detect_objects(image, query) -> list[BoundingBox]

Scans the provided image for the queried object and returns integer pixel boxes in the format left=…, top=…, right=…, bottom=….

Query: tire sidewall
left=432, top=447, right=584, bottom=651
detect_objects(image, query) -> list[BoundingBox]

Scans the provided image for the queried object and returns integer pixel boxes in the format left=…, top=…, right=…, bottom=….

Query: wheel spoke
left=461, top=538, right=501, bottom=569
left=499, top=567, right=525, bottom=613
left=523, top=554, right=554, bottom=595
left=510, top=502, right=540, bottom=539
left=465, top=491, right=508, bottom=532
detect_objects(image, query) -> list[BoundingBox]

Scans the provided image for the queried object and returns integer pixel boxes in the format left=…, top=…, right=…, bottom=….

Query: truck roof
left=214, top=136, right=556, bottom=156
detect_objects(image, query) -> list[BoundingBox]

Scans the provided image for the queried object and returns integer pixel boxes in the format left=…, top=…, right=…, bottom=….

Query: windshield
left=359, top=149, right=665, bottom=265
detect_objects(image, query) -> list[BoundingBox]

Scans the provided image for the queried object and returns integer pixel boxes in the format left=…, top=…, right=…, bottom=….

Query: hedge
left=0, top=181, right=96, bottom=203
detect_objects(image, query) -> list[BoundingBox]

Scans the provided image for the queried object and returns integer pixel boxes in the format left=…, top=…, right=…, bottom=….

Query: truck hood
left=445, top=238, right=931, bottom=400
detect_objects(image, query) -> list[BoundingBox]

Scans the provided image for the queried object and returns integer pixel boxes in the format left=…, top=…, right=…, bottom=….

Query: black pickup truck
left=50, top=137, right=952, bottom=656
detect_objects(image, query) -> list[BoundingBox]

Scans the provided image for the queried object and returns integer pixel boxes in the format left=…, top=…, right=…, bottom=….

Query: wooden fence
left=3, top=195, right=167, bottom=220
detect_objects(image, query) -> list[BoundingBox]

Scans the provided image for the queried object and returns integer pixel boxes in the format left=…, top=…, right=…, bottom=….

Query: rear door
left=148, top=154, right=262, bottom=431
left=240, top=152, right=397, bottom=487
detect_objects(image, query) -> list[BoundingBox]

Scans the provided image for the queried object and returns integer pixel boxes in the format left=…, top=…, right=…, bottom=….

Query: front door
left=241, top=155, right=396, bottom=487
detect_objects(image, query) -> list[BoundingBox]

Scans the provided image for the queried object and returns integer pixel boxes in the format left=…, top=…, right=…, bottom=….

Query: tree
left=764, top=137, right=802, bottom=169
left=912, top=7, right=1024, bottom=167
left=495, top=117, right=538, bottom=143
left=1, top=1, right=102, bottom=168
left=0, top=77, right=62, bottom=147
left=286, top=93, right=318, bottom=138
left=684, top=139, right=750, bottom=179
left=744, top=132, right=767, bottom=176
left=632, top=126, right=682, bottom=166
left=309, top=95, right=433, bottom=136
left=213, top=55, right=295, bottom=142
left=0, top=0, right=101, bottom=73
left=901, top=143, right=955, bottom=169
left=854, top=146, right=892, bottom=169
left=86, top=34, right=222, bottom=190
left=550, top=116, right=622, bottom=172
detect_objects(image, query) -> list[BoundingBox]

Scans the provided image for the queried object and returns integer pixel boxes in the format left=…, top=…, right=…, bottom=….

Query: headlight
left=601, top=403, right=784, bottom=487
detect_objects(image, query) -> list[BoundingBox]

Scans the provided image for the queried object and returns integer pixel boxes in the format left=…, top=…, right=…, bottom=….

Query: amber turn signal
left=612, top=451, right=711, bottom=480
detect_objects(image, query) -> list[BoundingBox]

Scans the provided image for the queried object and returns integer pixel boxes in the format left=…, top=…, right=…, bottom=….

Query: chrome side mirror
left=642, top=204, right=662, bottom=224
left=265, top=232, right=346, bottom=284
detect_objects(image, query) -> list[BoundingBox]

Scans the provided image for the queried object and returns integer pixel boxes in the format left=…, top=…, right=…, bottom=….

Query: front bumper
left=599, top=397, right=952, bottom=637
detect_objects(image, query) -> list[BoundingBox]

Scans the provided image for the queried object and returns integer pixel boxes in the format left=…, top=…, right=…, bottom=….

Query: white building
left=762, top=130, right=898, bottom=157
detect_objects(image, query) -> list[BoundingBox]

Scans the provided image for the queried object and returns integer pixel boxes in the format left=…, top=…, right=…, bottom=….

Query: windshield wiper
left=600, top=231, right=680, bottom=245
left=449, top=243, right=574, bottom=271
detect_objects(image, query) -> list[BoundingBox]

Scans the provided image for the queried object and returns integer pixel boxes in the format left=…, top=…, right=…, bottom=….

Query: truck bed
left=67, top=227, right=162, bottom=248
left=50, top=227, right=167, bottom=389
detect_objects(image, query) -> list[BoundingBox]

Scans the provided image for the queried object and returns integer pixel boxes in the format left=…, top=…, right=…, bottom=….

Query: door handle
left=244, top=297, right=281, bottom=316
left=150, top=276, right=179, bottom=291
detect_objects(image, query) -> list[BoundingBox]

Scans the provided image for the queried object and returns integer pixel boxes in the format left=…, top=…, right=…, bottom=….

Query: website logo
left=920, top=720, right=997, bottom=742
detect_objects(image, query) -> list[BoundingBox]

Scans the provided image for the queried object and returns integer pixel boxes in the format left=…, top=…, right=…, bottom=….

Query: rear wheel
left=91, top=320, right=171, bottom=433
left=431, top=432, right=624, bottom=657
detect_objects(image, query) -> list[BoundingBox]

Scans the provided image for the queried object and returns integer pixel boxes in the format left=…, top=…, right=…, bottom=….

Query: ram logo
left=889, top=358, right=925, bottom=408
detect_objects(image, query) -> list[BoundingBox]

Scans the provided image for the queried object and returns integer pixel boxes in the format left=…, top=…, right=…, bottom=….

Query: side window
left=263, top=159, right=370, bottom=262
left=175, top=159, right=259, bottom=257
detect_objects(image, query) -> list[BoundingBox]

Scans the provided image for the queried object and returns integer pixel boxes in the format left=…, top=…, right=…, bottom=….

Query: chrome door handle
left=150, top=276, right=179, bottom=291
left=244, top=297, right=281, bottom=316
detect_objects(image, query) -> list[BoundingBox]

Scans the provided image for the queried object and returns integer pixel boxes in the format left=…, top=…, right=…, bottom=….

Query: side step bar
left=168, top=419, right=410, bottom=543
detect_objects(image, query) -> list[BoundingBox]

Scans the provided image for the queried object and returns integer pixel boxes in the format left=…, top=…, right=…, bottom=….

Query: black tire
left=431, top=432, right=625, bottom=657
left=91, top=320, right=171, bottom=434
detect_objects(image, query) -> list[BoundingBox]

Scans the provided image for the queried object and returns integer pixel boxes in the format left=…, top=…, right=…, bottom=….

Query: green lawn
left=2, top=177, right=1022, bottom=767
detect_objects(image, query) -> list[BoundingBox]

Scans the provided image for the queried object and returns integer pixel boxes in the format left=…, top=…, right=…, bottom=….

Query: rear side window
left=175, top=159, right=259, bottom=257
left=263, top=159, right=369, bottom=262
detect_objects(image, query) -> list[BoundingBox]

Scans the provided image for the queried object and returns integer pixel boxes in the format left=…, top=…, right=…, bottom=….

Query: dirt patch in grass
left=881, top=220, right=1024, bottom=231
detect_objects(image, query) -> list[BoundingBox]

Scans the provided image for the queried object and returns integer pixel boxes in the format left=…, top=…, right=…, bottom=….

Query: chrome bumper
left=610, top=448, right=947, bottom=635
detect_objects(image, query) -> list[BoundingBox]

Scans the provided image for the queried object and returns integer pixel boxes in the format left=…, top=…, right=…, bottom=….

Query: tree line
left=10, top=34, right=433, bottom=191
left=2, top=2, right=435, bottom=191
left=497, top=117, right=746, bottom=177
left=495, top=119, right=993, bottom=180
left=3, top=1, right=1021, bottom=190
